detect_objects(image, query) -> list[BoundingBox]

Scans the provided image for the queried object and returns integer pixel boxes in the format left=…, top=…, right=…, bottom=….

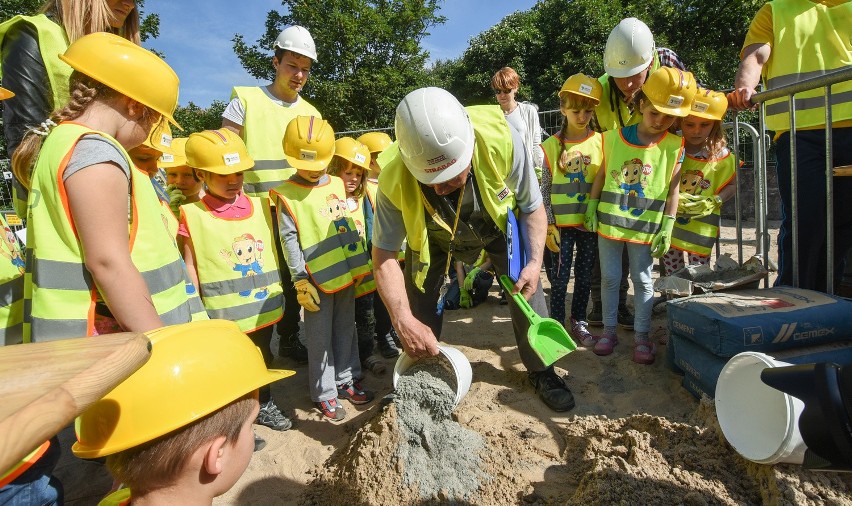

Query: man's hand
left=545, top=224, right=560, bottom=253
left=513, top=261, right=541, bottom=301
left=395, top=314, right=440, bottom=358
left=727, top=88, right=758, bottom=111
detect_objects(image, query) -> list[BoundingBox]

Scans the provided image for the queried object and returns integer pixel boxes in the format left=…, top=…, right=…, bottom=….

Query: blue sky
left=146, top=0, right=538, bottom=107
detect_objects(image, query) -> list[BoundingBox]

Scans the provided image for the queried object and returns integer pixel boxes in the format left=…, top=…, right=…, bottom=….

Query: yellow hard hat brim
left=0, top=87, right=14, bottom=100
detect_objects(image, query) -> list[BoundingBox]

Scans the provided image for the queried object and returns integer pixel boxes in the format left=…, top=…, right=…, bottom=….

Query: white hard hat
left=274, top=25, right=318, bottom=62
left=395, top=87, right=474, bottom=185
left=603, top=17, right=655, bottom=78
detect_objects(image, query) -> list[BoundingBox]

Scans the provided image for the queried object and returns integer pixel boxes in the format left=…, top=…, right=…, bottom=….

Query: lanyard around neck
left=420, top=178, right=468, bottom=277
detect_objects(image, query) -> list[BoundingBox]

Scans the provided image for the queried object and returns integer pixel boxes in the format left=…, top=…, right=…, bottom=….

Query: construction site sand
left=54, top=222, right=852, bottom=505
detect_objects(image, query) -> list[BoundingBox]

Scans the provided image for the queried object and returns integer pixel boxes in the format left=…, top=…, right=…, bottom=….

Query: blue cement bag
left=666, top=286, right=852, bottom=358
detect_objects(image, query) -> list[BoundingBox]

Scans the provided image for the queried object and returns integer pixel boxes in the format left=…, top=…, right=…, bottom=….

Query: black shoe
left=278, top=331, right=299, bottom=358
left=617, top=304, right=635, bottom=330
left=292, top=339, right=309, bottom=364
left=389, top=327, right=402, bottom=348
left=377, top=331, right=401, bottom=358
left=254, top=433, right=266, bottom=452
left=256, top=400, right=293, bottom=431
left=499, top=291, right=508, bottom=305
left=529, top=369, right=575, bottom=412
left=587, top=301, right=603, bottom=326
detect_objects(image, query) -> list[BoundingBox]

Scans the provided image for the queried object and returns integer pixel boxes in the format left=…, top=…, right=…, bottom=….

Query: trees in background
left=232, top=0, right=445, bottom=132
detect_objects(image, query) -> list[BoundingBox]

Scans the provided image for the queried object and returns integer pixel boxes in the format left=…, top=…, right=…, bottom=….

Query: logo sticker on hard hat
left=579, top=84, right=593, bottom=95
left=223, top=153, right=242, bottom=166
left=692, top=102, right=709, bottom=113
left=666, top=95, right=684, bottom=107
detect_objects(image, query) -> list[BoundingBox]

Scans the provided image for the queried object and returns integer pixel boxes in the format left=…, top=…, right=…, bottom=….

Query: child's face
left=680, top=115, right=715, bottom=148
left=337, top=162, right=364, bottom=197
left=128, top=145, right=161, bottom=179
left=640, top=100, right=677, bottom=135
left=203, top=171, right=243, bottom=200
left=561, top=105, right=595, bottom=131
left=166, top=165, right=203, bottom=197
left=297, top=168, right=324, bottom=183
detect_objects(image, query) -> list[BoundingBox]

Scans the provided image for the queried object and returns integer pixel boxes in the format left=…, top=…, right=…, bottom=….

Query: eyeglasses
left=493, top=88, right=513, bottom=95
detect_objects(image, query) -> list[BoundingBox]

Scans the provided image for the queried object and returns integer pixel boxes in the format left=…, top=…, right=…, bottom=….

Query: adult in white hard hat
left=586, top=17, right=690, bottom=331
left=372, top=87, right=576, bottom=412
left=221, top=24, right=320, bottom=415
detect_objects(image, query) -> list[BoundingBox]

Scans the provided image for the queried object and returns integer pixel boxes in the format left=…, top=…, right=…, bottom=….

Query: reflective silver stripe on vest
left=206, top=293, right=283, bottom=322
left=244, top=180, right=287, bottom=196
left=31, top=257, right=92, bottom=290
left=551, top=181, right=591, bottom=195
left=251, top=159, right=289, bottom=171
left=601, top=190, right=666, bottom=213
left=551, top=202, right=589, bottom=217
left=672, top=226, right=717, bottom=248
left=158, top=299, right=192, bottom=325
left=0, top=276, right=24, bottom=307
left=303, top=231, right=361, bottom=262
left=598, top=213, right=661, bottom=235
left=310, top=250, right=370, bottom=287
left=29, top=317, right=88, bottom=342
left=765, top=90, right=852, bottom=116
left=693, top=214, right=720, bottom=226
left=200, top=270, right=281, bottom=297
left=1, top=322, right=23, bottom=346
left=766, top=69, right=843, bottom=89
left=140, top=258, right=186, bottom=295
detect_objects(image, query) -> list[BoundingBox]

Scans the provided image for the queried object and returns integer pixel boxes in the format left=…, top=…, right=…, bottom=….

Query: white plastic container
left=393, top=344, right=472, bottom=408
left=715, top=351, right=807, bottom=464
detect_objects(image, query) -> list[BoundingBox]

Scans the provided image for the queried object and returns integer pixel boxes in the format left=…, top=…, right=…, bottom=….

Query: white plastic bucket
left=393, top=344, right=472, bottom=408
left=715, top=351, right=807, bottom=464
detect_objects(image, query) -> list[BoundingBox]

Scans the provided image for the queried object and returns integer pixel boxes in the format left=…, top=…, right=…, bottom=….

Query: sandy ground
left=53, top=221, right=852, bottom=505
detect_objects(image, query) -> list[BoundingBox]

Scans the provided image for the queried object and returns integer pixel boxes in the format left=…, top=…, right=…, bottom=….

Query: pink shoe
left=632, top=340, right=656, bottom=365
left=570, top=318, right=598, bottom=347
left=593, top=334, right=618, bottom=356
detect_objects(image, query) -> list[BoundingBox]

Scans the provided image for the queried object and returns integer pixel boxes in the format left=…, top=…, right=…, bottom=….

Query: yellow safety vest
left=271, top=177, right=370, bottom=293
left=0, top=214, right=24, bottom=346
left=25, top=123, right=192, bottom=341
left=98, top=488, right=131, bottom=506
left=0, top=14, right=73, bottom=218
left=542, top=131, right=602, bottom=227
left=181, top=196, right=283, bottom=332
left=595, top=52, right=662, bottom=132
left=763, top=0, right=852, bottom=132
left=377, top=105, right=516, bottom=291
left=0, top=440, right=50, bottom=488
left=365, top=180, right=405, bottom=263
left=598, top=129, right=684, bottom=244
left=232, top=86, right=320, bottom=198
left=671, top=153, right=737, bottom=255
left=349, top=196, right=376, bottom=297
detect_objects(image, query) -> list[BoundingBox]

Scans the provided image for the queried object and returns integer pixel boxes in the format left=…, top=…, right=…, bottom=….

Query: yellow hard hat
left=356, top=131, right=392, bottom=155
left=185, top=128, right=254, bottom=174
left=142, top=121, right=174, bottom=155
left=641, top=67, right=697, bottom=117
left=689, top=88, right=728, bottom=121
left=158, top=137, right=188, bottom=168
left=558, top=73, right=603, bottom=105
left=72, top=320, right=294, bottom=458
left=59, top=32, right=181, bottom=127
left=283, top=116, right=335, bottom=172
left=333, top=137, right=370, bottom=171
left=0, top=86, right=14, bottom=100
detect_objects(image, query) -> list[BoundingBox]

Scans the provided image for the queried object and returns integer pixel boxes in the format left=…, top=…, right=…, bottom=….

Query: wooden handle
left=0, top=333, right=151, bottom=473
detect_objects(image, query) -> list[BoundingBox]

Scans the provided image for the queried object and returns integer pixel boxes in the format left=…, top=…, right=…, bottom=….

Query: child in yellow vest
left=327, top=137, right=388, bottom=375
left=356, top=131, right=403, bottom=359
left=73, top=321, right=294, bottom=506
left=585, top=67, right=696, bottom=364
left=271, top=116, right=373, bottom=421
left=663, top=89, right=737, bottom=275
left=541, top=73, right=604, bottom=347
left=177, top=128, right=290, bottom=436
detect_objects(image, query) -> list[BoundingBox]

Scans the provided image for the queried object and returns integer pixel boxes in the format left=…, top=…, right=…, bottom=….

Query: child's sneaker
left=570, top=318, right=597, bottom=347
left=337, top=381, right=375, bottom=405
left=316, top=398, right=347, bottom=421
left=363, top=355, right=387, bottom=375
left=255, top=399, right=293, bottom=431
left=633, top=338, right=656, bottom=365
left=593, top=333, right=618, bottom=356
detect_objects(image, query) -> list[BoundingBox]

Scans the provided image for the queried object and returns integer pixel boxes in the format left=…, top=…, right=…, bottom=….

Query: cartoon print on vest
left=320, top=193, right=358, bottom=251
left=561, top=150, right=591, bottom=201
left=677, top=169, right=711, bottom=224
left=611, top=158, right=651, bottom=217
left=0, top=226, right=24, bottom=274
left=220, top=233, right=269, bottom=299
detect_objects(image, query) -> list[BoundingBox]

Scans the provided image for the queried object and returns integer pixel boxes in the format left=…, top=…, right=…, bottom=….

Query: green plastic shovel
left=499, top=275, right=577, bottom=366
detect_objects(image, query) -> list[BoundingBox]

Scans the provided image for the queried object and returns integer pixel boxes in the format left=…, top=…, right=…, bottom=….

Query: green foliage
left=232, top=0, right=445, bottom=132
left=173, top=100, right=227, bottom=136
left=0, top=0, right=42, bottom=19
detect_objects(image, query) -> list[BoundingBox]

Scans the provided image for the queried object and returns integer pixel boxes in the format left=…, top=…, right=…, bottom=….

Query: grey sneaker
left=255, top=400, right=293, bottom=431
